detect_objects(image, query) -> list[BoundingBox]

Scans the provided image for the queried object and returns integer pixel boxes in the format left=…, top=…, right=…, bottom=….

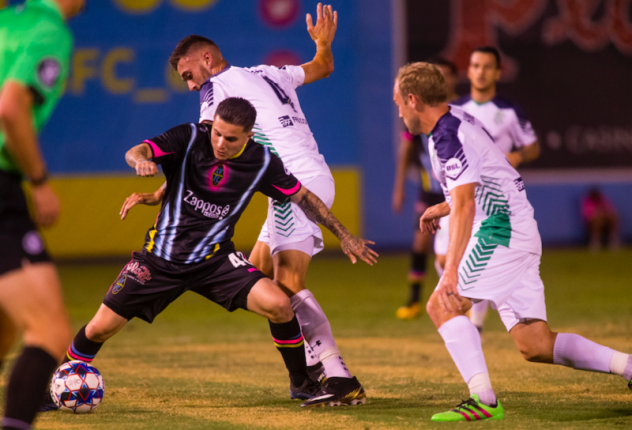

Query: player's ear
left=247, top=131, right=255, bottom=138
left=408, top=93, right=421, bottom=111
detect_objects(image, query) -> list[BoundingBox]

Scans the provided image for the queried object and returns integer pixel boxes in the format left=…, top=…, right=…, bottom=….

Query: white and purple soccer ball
left=50, top=360, right=105, bottom=413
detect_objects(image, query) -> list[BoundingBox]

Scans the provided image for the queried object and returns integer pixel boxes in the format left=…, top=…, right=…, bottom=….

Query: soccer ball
left=50, top=361, right=105, bottom=413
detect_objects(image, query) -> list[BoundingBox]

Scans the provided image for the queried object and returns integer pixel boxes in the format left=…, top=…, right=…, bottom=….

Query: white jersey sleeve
left=246, top=64, right=305, bottom=89
left=199, top=81, right=229, bottom=122
left=508, top=105, right=537, bottom=149
left=434, top=130, right=483, bottom=192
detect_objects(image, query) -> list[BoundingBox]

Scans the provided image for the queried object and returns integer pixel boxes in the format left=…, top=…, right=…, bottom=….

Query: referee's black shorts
left=103, top=244, right=267, bottom=323
left=0, top=170, right=51, bottom=276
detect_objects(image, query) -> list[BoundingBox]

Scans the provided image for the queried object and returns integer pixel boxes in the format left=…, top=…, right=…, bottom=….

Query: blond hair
left=396, top=62, right=447, bottom=107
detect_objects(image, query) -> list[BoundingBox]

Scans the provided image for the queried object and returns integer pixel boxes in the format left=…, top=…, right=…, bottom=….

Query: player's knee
left=425, top=294, right=442, bottom=323
left=85, top=319, right=117, bottom=343
left=517, top=342, right=548, bottom=363
left=25, top=317, right=71, bottom=358
left=267, top=294, right=294, bottom=323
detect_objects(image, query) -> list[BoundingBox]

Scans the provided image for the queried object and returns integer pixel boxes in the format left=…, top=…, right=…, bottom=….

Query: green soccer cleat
left=431, top=394, right=504, bottom=422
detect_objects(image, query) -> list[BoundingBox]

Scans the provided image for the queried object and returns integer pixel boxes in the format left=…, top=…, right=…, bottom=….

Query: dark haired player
left=452, top=46, right=540, bottom=332
left=122, top=4, right=371, bottom=407
left=392, top=58, right=458, bottom=320
left=0, top=0, right=85, bottom=428
left=42, top=98, right=375, bottom=411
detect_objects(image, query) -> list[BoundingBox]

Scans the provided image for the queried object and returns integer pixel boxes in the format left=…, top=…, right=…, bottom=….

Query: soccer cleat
left=431, top=394, right=504, bottom=422
left=300, top=376, right=366, bottom=408
left=39, top=391, right=59, bottom=412
left=290, top=378, right=321, bottom=400
left=307, top=362, right=326, bottom=384
left=396, top=302, right=422, bottom=320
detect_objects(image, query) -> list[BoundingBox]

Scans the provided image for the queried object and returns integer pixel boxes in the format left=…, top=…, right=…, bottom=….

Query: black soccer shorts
left=0, top=170, right=52, bottom=276
left=102, top=245, right=267, bottom=323
left=414, top=190, right=445, bottom=230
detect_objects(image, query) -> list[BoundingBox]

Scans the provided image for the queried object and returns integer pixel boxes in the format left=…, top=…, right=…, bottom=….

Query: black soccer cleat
left=306, top=362, right=326, bottom=384
left=39, top=390, right=59, bottom=412
left=300, top=376, right=366, bottom=408
left=290, top=378, right=321, bottom=400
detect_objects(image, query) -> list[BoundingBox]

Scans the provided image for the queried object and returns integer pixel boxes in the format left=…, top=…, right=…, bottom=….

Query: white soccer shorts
left=434, top=215, right=450, bottom=256
left=454, top=237, right=547, bottom=331
left=257, top=175, right=335, bottom=257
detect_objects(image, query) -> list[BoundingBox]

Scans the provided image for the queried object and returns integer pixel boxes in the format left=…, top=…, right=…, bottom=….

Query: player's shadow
left=549, top=409, right=632, bottom=422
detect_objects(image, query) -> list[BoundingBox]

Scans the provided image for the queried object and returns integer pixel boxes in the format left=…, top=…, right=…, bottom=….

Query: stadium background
left=7, top=0, right=632, bottom=256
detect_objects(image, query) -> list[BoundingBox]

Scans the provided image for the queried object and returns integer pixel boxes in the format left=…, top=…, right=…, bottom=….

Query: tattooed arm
left=290, top=186, right=378, bottom=265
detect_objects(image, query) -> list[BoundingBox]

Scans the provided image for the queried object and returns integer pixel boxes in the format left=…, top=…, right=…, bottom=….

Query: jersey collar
left=428, top=107, right=452, bottom=138
left=229, top=140, right=248, bottom=159
left=29, top=0, right=65, bottom=21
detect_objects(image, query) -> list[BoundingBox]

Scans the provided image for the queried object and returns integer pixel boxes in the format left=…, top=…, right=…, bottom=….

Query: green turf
left=1, top=248, right=632, bottom=429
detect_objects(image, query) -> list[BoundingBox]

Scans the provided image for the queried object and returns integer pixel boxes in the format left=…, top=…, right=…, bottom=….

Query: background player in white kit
left=123, top=4, right=367, bottom=407
left=443, top=46, right=541, bottom=331
left=394, top=62, right=632, bottom=422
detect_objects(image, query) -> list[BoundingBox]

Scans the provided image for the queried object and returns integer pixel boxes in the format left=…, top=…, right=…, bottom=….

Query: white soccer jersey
left=451, top=95, right=537, bottom=155
left=428, top=107, right=542, bottom=255
left=199, top=65, right=333, bottom=182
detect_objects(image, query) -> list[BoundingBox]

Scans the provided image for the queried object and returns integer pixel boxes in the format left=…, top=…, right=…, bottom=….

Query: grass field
left=1, top=248, right=632, bottom=429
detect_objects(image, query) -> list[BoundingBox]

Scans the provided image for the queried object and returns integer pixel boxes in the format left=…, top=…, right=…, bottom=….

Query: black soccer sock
left=64, top=325, right=103, bottom=364
left=3, top=346, right=58, bottom=430
left=409, top=282, right=422, bottom=305
left=269, top=316, right=308, bottom=387
left=408, top=252, right=427, bottom=305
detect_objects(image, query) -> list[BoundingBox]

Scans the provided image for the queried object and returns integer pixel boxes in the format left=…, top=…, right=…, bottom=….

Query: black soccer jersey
left=142, top=123, right=301, bottom=264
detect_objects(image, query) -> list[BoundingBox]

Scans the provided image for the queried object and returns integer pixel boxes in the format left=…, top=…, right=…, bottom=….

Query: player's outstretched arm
left=507, top=141, right=540, bottom=168
left=119, top=184, right=165, bottom=220
left=120, top=146, right=164, bottom=219
left=419, top=202, right=451, bottom=235
left=301, top=3, right=337, bottom=84
left=290, top=186, right=378, bottom=265
left=0, top=81, right=59, bottom=227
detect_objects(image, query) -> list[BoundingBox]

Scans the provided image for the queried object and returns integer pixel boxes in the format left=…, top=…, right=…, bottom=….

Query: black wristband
left=30, top=172, right=49, bottom=186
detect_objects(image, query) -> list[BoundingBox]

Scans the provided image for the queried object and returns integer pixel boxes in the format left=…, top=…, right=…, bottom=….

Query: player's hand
left=392, top=188, right=405, bottom=214
left=306, top=3, right=338, bottom=46
left=340, top=235, right=378, bottom=266
left=419, top=205, right=444, bottom=234
left=120, top=191, right=162, bottom=220
left=31, top=183, right=61, bottom=227
left=135, top=160, right=158, bottom=177
left=435, top=272, right=464, bottom=314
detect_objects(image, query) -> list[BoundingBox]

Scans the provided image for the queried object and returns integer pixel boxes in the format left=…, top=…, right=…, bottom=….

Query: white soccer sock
left=553, top=333, right=614, bottom=373
left=434, top=259, right=444, bottom=278
left=290, top=289, right=352, bottom=378
left=469, top=300, right=489, bottom=329
left=304, top=341, right=320, bottom=367
left=438, top=316, right=495, bottom=405
left=610, top=351, right=632, bottom=381
left=468, top=372, right=496, bottom=406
